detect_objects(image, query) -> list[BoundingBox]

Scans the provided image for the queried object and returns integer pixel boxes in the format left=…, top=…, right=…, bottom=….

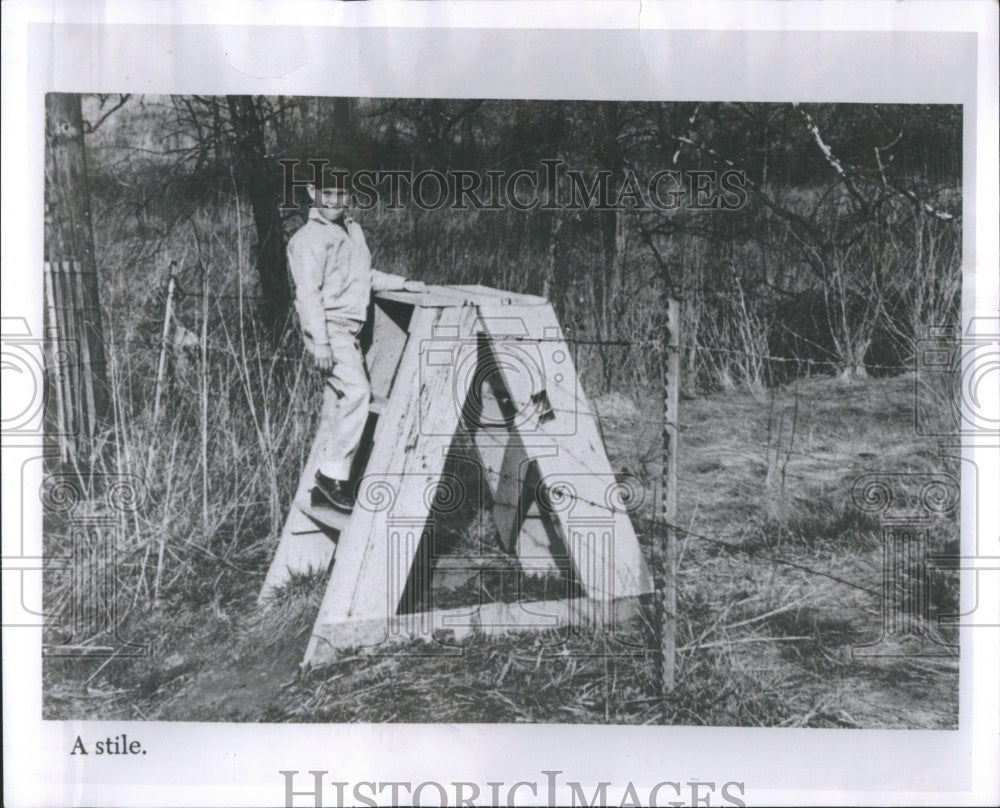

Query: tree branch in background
left=83, top=94, right=132, bottom=133
left=793, top=103, right=873, bottom=215
left=795, top=102, right=957, bottom=222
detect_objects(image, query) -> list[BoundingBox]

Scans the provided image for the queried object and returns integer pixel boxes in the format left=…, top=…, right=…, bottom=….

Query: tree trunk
left=331, top=97, right=356, bottom=165
left=226, top=96, right=291, bottom=337
left=837, top=363, right=869, bottom=383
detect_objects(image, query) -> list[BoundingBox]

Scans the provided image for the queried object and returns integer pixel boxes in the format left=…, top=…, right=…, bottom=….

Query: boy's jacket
left=287, top=208, right=408, bottom=351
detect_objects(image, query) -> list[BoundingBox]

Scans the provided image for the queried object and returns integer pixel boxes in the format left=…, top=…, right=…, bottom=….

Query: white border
left=3, top=3, right=998, bottom=806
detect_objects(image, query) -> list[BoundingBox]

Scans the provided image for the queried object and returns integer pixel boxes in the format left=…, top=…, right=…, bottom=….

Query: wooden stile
left=258, top=285, right=654, bottom=668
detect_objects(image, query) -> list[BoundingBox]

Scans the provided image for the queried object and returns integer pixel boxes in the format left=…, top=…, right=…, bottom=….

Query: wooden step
left=294, top=495, right=352, bottom=532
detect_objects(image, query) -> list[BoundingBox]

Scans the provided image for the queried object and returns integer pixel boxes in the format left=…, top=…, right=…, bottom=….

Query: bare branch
left=83, top=94, right=132, bottom=133
left=793, top=103, right=871, bottom=213
left=796, top=103, right=956, bottom=222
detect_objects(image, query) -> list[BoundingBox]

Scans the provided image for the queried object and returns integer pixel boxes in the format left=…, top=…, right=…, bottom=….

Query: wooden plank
left=460, top=318, right=563, bottom=574
left=374, top=284, right=547, bottom=309
left=305, top=306, right=480, bottom=662
left=68, top=261, right=98, bottom=439
left=366, top=299, right=411, bottom=400
left=403, top=285, right=478, bottom=302
left=306, top=595, right=644, bottom=666
left=490, top=432, right=533, bottom=550
left=374, top=289, right=466, bottom=308
left=259, top=494, right=340, bottom=600
left=258, top=416, right=342, bottom=600
left=438, top=284, right=548, bottom=306
left=515, top=512, right=565, bottom=574
left=258, top=511, right=338, bottom=601
left=43, top=263, right=71, bottom=462
left=469, top=428, right=557, bottom=565
left=259, top=533, right=336, bottom=602
left=76, top=257, right=110, bottom=424
left=468, top=413, right=562, bottom=573
left=55, top=264, right=75, bottom=433
left=466, top=367, right=518, bottom=544
left=294, top=495, right=351, bottom=532
left=476, top=303, right=652, bottom=601
left=56, top=263, right=81, bottom=440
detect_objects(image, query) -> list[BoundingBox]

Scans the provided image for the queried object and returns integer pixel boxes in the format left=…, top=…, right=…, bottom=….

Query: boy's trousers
left=316, top=322, right=369, bottom=481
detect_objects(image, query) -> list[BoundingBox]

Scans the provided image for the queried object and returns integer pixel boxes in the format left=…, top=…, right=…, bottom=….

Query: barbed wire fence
left=133, top=272, right=938, bottom=695
left=44, top=265, right=962, bottom=713
left=155, top=276, right=915, bottom=373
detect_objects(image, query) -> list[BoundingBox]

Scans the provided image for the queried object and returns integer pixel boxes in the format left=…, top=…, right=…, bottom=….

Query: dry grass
left=43, top=372, right=959, bottom=728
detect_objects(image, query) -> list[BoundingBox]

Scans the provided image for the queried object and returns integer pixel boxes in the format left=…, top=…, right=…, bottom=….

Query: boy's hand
left=312, top=345, right=335, bottom=373
left=403, top=279, right=427, bottom=293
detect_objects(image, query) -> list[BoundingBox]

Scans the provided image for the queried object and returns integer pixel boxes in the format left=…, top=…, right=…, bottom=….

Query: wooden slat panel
left=76, top=258, right=110, bottom=423
left=56, top=262, right=81, bottom=440
left=476, top=304, right=652, bottom=601
left=43, top=263, right=71, bottom=462
left=67, top=261, right=98, bottom=437
left=305, top=306, right=479, bottom=659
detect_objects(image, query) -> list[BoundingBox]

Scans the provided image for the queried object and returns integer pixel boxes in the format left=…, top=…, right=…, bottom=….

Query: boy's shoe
left=311, top=472, right=355, bottom=513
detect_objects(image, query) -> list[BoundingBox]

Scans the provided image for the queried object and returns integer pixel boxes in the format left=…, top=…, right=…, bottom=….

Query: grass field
left=43, top=371, right=959, bottom=728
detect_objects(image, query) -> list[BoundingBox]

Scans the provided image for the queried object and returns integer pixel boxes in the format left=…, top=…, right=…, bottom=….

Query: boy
left=287, top=165, right=426, bottom=513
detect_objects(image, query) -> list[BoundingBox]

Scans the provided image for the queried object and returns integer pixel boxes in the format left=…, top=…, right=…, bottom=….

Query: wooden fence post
left=152, top=264, right=178, bottom=426
left=661, top=297, right=681, bottom=695
left=145, top=263, right=179, bottom=479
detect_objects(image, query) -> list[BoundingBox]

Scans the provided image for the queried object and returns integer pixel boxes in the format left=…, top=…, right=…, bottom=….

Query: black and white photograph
left=3, top=4, right=998, bottom=807
left=40, top=93, right=965, bottom=729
